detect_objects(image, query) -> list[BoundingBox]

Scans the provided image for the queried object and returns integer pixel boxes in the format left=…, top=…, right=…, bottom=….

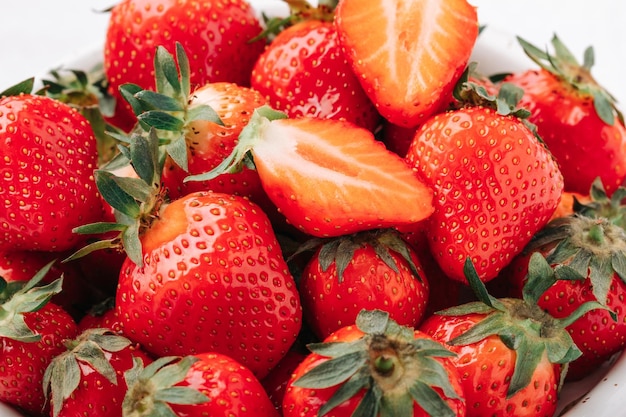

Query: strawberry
left=0, top=82, right=105, bottom=253
left=0, top=250, right=102, bottom=320
left=121, top=44, right=272, bottom=211
left=297, top=229, right=430, bottom=340
left=0, top=263, right=78, bottom=417
left=103, top=0, right=265, bottom=132
left=261, top=349, right=308, bottom=413
left=191, top=106, right=435, bottom=238
left=160, top=81, right=268, bottom=200
left=503, top=35, right=626, bottom=195
left=250, top=3, right=380, bottom=131
left=405, top=81, right=564, bottom=283
left=283, top=309, right=466, bottom=417
left=43, top=329, right=152, bottom=417
left=70, top=131, right=302, bottom=379
left=334, top=0, right=479, bottom=127
left=499, top=179, right=626, bottom=380
left=123, top=353, right=279, bottom=417
left=419, top=256, right=604, bottom=417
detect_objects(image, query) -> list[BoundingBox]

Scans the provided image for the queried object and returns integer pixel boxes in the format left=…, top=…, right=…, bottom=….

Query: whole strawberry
left=0, top=263, right=78, bottom=417
left=0, top=84, right=104, bottom=252
left=123, top=353, right=280, bottom=417
left=504, top=35, right=626, bottom=195
left=420, top=255, right=603, bottom=417
left=405, top=81, right=564, bottom=283
left=251, top=2, right=380, bottom=131
left=500, top=179, right=626, bottom=380
left=43, top=329, right=152, bottom=417
left=122, top=45, right=273, bottom=214
left=103, top=0, right=265, bottom=131
left=70, top=131, right=302, bottom=380
left=283, top=309, right=466, bottom=417
left=298, top=229, right=430, bottom=340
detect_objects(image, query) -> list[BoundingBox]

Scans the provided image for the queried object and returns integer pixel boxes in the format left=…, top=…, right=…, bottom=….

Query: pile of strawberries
left=2, top=0, right=626, bottom=416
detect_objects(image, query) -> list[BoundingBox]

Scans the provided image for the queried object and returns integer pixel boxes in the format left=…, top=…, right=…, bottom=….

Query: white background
left=0, top=1, right=625, bottom=105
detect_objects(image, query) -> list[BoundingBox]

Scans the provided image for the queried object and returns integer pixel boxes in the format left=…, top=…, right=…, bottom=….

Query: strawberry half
left=335, top=0, right=479, bottom=127
left=189, top=107, right=435, bottom=237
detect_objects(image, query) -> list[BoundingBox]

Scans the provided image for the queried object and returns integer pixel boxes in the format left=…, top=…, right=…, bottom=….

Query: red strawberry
left=283, top=309, right=466, bottom=417
left=405, top=82, right=564, bottom=283
left=70, top=104, right=303, bottom=380
left=503, top=35, right=626, bottom=195
left=298, top=229, right=430, bottom=340
left=43, top=329, right=152, bottom=417
left=123, top=353, right=279, bottom=417
left=119, top=45, right=287, bottom=230
left=251, top=9, right=380, bottom=131
left=0, top=263, right=78, bottom=417
left=0, top=250, right=102, bottom=320
left=0, top=87, right=105, bottom=253
left=192, top=106, right=435, bottom=238
left=160, top=81, right=268, bottom=201
left=499, top=180, right=626, bottom=380
left=334, top=0, right=479, bottom=127
left=115, top=191, right=302, bottom=379
left=261, top=349, right=308, bottom=413
left=103, top=0, right=265, bottom=131
left=419, top=256, right=600, bottom=417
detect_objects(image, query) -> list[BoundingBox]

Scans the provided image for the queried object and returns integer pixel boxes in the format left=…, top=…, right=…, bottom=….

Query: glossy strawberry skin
left=299, top=239, right=430, bottom=340
left=420, top=313, right=561, bottom=417
left=405, top=106, right=564, bottom=283
left=503, top=250, right=626, bottom=381
left=0, top=303, right=78, bottom=417
left=161, top=82, right=272, bottom=207
left=282, top=325, right=466, bottom=417
left=171, top=352, right=280, bottom=417
left=103, top=0, right=265, bottom=131
left=504, top=70, right=626, bottom=195
left=115, top=192, right=302, bottom=379
left=52, top=340, right=152, bottom=417
left=251, top=20, right=380, bottom=131
left=0, top=94, right=104, bottom=252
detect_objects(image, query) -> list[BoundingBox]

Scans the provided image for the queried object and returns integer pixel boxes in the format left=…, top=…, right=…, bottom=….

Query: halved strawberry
left=334, top=0, right=479, bottom=127
left=190, top=107, right=435, bottom=237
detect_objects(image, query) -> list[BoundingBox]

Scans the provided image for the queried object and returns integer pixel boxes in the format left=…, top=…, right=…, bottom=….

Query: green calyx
left=453, top=63, right=531, bottom=118
left=0, top=260, right=62, bottom=342
left=119, top=42, right=222, bottom=173
left=43, top=328, right=135, bottom=417
left=123, top=355, right=209, bottom=417
left=290, top=229, right=424, bottom=284
left=184, top=105, right=287, bottom=183
left=530, top=212, right=626, bottom=306
left=40, top=65, right=119, bottom=166
left=574, top=177, right=626, bottom=230
left=437, top=256, right=611, bottom=398
left=517, top=34, right=623, bottom=126
left=66, top=128, right=166, bottom=267
left=293, top=309, right=460, bottom=417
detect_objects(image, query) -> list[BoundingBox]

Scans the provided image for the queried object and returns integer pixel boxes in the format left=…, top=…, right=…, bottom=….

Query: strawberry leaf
left=0, top=77, right=34, bottom=97
left=408, top=381, right=455, bottom=417
left=95, top=170, right=142, bottom=218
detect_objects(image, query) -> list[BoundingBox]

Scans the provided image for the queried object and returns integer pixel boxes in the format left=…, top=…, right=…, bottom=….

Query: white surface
left=1, top=1, right=625, bottom=416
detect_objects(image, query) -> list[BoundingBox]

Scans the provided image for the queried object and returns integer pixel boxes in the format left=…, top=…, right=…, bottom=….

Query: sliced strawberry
left=190, top=107, right=434, bottom=237
left=335, top=0, right=478, bottom=128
